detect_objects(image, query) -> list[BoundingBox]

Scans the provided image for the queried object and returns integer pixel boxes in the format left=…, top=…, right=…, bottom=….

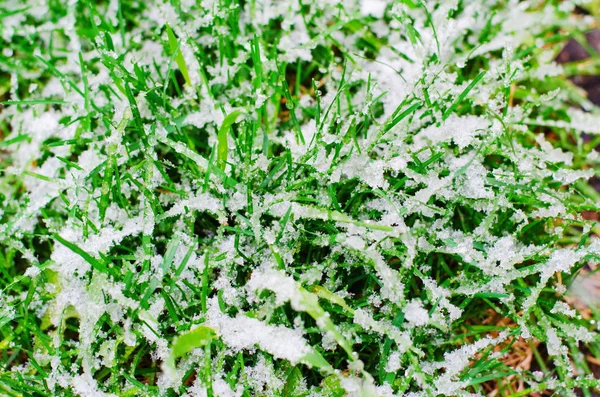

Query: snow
left=247, top=270, right=321, bottom=314
left=161, top=193, right=224, bottom=221
left=542, top=249, right=582, bottom=278
left=207, top=300, right=311, bottom=364
left=385, top=351, right=402, bottom=373
left=535, top=134, right=573, bottom=165
left=1, top=0, right=597, bottom=395
left=360, top=0, right=387, bottom=18
left=72, top=373, right=118, bottom=397
left=546, top=328, right=564, bottom=356
left=404, top=300, right=429, bottom=326
left=415, top=115, right=488, bottom=151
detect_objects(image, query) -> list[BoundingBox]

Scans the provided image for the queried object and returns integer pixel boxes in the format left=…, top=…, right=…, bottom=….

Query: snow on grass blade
left=313, top=285, right=355, bottom=316
left=442, top=71, right=487, bottom=120
left=205, top=300, right=334, bottom=373
left=248, top=270, right=357, bottom=362
left=52, top=234, right=109, bottom=274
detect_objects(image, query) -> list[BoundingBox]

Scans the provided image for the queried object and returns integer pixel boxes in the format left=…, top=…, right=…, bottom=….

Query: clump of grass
left=1, top=1, right=600, bottom=396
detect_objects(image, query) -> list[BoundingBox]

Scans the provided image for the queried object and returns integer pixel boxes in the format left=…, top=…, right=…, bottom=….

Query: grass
left=1, top=0, right=600, bottom=396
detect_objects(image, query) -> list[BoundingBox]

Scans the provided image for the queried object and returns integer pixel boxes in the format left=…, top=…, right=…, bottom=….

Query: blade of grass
left=166, top=24, right=192, bottom=86
left=442, top=71, right=486, bottom=120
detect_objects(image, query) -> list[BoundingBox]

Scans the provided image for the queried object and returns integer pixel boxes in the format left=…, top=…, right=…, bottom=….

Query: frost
left=24, top=266, right=41, bottom=278
left=360, top=0, right=387, bottom=18
left=432, top=332, right=509, bottom=395
left=542, top=249, right=582, bottom=278
left=278, top=25, right=312, bottom=61
left=72, top=373, right=118, bottom=397
left=353, top=309, right=411, bottom=351
left=161, top=193, right=224, bottom=221
left=207, top=301, right=310, bottom=364
left=404, top=300, right=429, bottom=326
left=415, top=115, right=488, bottom=151
left=384, top=351, right=402, bottom=373
left=247, top=270, right=310, bottom=311
left=546, top=328, right=564, bottom=356
left=535, top=134, right=573, bottom=165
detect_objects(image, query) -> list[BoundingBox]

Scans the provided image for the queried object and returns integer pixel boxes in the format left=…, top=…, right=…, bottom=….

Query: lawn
left=1, top=1, right=600, bottom=396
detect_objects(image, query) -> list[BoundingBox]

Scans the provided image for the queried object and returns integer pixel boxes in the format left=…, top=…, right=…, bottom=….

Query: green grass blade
left=171, top=325, right=217, bottom=359
left=52, top=234, right=109, bottom=274
left=166, top=24, right=192, bottom=86
left=442, top=71, right=486, bottom=120
left=217, top=110, right=243, bottom=170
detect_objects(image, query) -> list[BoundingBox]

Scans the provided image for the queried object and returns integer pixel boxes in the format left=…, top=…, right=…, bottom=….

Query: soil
left=556, top=30, right=600, bottom=105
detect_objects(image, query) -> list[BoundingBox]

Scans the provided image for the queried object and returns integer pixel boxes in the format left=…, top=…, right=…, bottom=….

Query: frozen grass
left=1, top=0, right=600, bottom=396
